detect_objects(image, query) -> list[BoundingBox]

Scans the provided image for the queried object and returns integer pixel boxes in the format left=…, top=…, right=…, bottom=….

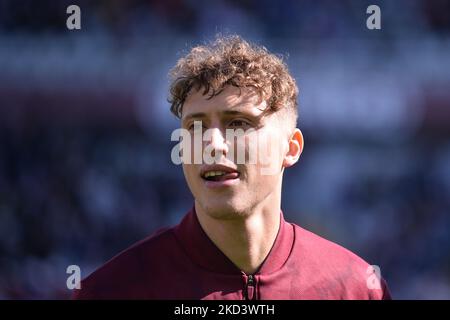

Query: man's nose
left=205, top=127, right=229, bottom=158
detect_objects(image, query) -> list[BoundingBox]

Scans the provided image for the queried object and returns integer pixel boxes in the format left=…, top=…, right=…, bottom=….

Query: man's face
left=180, top=85, right=294, bottom=219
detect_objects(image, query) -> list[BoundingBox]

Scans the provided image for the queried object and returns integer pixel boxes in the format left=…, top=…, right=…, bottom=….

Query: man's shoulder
left=292, top=223, right=370, bottom=268
left=72, top=226, right=178, bottom=299
left=289, top=223, right=390, bottom=299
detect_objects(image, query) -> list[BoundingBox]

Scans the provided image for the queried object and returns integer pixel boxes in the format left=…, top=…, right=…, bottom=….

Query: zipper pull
left=245, top=274, right=256, bottom=300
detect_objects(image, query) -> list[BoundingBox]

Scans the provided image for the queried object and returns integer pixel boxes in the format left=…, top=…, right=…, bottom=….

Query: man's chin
left=196, top=200, right=249, bottom=220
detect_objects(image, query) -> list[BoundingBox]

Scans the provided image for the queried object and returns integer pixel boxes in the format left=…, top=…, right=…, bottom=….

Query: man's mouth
left=202, top=170, right=240, bottom=182
left=200, top=165, right=241, bottom=187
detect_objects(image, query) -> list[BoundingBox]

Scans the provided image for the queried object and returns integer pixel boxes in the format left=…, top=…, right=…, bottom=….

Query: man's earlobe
left=283, top=129, right=304, bottom=168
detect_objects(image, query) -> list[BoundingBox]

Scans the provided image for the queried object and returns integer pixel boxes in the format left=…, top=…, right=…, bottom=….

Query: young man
left=73, top=35, right=391, bottom=300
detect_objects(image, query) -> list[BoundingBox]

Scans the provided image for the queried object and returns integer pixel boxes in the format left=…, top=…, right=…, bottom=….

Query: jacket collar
left=173, top=205, right=294, bottom=275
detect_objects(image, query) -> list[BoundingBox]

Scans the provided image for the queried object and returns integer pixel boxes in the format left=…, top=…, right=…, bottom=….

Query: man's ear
left=283, top=128, right=304, bottom=168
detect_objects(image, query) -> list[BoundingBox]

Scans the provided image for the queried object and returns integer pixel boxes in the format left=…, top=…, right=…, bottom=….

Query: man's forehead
left=182, top=86, right=268, bottom=119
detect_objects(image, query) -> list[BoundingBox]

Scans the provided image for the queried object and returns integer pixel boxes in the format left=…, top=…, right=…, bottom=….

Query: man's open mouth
left=200, top=164, right=241, bottom=184
left=201, top=170, right=240, bottom=182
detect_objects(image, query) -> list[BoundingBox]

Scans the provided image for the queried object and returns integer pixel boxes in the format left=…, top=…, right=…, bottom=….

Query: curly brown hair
left=168, top=35, right=299, bottom=127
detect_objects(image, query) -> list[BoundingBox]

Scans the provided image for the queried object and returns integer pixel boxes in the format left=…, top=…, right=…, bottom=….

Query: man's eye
left=187, top=123, right=206, bottom=131
left=228, top=120, right=250, bottom=128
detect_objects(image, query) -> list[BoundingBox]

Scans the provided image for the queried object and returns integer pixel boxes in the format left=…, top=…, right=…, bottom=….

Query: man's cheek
left=258, top=134, right=282, bottom=176
left=183, top=165, right=197, bottom=185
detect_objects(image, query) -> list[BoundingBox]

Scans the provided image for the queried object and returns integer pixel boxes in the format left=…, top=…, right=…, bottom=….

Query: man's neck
left=195, top=199, right=281, bottom=275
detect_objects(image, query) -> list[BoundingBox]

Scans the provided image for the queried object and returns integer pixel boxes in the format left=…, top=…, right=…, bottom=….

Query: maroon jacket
left=73, top=207, right=391, bottom=300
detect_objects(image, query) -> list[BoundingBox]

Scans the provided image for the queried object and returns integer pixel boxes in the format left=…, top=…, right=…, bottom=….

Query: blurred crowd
left=0, top=0, right=449, bottom=299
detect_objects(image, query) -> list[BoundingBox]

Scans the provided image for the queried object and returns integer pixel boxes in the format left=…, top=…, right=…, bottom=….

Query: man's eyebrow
left=183, top=110, right=251, bottom=120
left=182, top=112, right=207, bottom=123
left=222, top=109, right=259, bottom=117
left=182, top=109, right=261, bottom=125
left=223, top=110, right=245, bottom=116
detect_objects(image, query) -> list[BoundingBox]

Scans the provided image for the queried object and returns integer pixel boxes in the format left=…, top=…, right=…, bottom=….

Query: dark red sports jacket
left=73, top=207, right=391, bottom=299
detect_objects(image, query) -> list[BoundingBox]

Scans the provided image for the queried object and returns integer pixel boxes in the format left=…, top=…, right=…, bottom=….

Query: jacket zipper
left=245, top=274, right=256, bottom=300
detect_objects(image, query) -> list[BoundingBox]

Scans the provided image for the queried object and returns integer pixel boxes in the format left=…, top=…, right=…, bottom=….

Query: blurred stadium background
left=0, top=0, right=449, bottom=299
